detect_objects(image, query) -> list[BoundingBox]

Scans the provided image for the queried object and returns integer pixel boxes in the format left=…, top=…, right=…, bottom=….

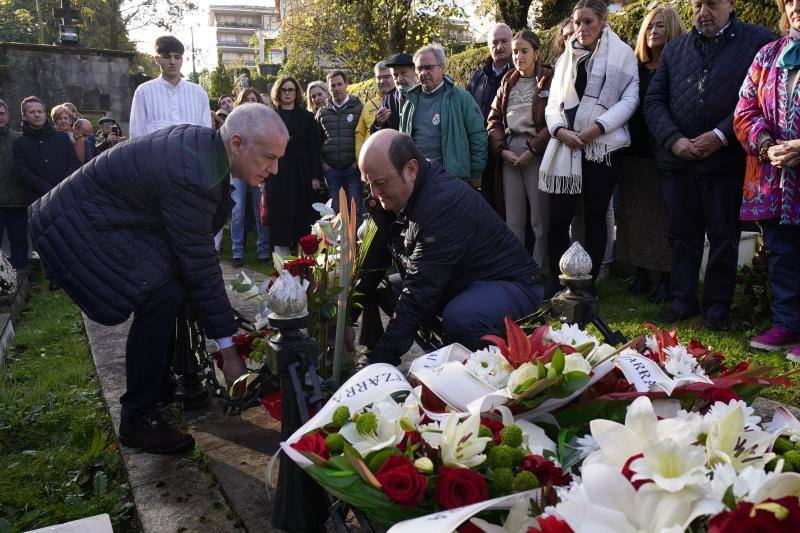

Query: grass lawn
left=0, top=274, right=138, bottom=532
left=595, top=274, right=800, bottom=407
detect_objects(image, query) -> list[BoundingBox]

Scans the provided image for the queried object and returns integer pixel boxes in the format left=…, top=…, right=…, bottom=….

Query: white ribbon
left=614, top=353, right=712, bottom=396
left=386, top=490, right=541, bottom=533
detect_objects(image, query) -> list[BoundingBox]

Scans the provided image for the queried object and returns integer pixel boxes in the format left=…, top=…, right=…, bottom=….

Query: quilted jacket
left=645, top=14, right=773, bottom=173
left=28, top=125, right=236, bottom=339
left=316, top=95, right=363, bottom=169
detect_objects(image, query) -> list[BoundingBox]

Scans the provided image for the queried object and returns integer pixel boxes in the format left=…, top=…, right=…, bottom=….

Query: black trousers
left=0, top=207, right=28, bottom=270
left=119, top=277, right=184, bottom=423
left=547, top=155, right=619, bottom=286
left=660, top=168, right=744, bottom=318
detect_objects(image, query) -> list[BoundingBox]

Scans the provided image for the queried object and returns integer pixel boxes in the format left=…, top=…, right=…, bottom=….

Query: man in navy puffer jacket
left=29, top=104, right=288, bottom=454
left=645, top=5, right=772, bottom=330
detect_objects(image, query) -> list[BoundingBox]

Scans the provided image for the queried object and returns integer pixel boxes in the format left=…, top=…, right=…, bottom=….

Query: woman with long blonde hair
left=616, top=3, right=686, bottom=302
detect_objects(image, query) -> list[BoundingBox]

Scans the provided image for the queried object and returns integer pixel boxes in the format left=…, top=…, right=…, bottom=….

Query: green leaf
left=537, top=360, right=547, bottom=379
left=722, top=484, right=737, bottom=510
left=551, top=349, right=565, bottom=375
left=560, top=372, right=590, bottom=392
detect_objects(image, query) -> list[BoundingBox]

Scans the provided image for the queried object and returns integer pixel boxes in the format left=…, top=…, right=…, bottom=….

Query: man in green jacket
left=400, top=43, right=488, bottom=187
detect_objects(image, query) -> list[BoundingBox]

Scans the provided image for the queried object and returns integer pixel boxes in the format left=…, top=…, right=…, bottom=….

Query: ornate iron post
left=551, top=242, right=627, bottom=345
left=268, top=272, right=328, bottom=532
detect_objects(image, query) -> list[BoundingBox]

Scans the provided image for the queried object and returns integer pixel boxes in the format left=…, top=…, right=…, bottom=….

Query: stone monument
left=0, top=0, right=134, bottom=132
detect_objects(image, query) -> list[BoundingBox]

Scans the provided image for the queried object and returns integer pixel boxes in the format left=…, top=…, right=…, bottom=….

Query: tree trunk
left=497, top=0, right=534, bottom=31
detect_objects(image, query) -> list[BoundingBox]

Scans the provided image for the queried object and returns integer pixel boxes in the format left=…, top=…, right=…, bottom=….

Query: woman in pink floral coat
left=734, top=0, right=800, bottom=360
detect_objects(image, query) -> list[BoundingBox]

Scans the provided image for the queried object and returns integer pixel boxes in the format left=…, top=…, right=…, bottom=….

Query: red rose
left=375, top=455, right=428, bottom=508
left=700, top=387, right=742, bottom=408
left=233, top=332, right=253, bottom=356
left=299, top=234, right=321, bottom=256
left=620, top=453, right=651, bottom=490
left=436, top=467, right=489, bottom=509
left=521, top=455, right=572, bottom=487
left=530, top=515, right=573, bottom=533
left=707, top=496, right=800, bottom=533
left=284, top=258, right=316, bottom=279
left=290, top=432, right=329, bottom=459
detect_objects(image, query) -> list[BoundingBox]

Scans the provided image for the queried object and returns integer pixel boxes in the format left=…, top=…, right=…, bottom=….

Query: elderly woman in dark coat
left=264, top=75, right=322, bottom=257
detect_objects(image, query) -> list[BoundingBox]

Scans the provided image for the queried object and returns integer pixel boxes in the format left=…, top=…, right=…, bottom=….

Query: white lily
left=554, top=463, right=724, bottom=533
left=585, top=396, right=695, bottom=468
left=338, top=391, right=421, bottom=455
left=706, top=400, right=761, bottom=431
left=705, top=404, right=774, bottom=471
left=420, top=413, right=492, bottom=468
left=707, top=462, right=800, bottom=504
left=630, top=439, right=708, bottom=493
left=470, top=498, right=537, bottom=533
left=339, top=415, right=404, bottom=456
left=586, top=342, right=617, bottom=365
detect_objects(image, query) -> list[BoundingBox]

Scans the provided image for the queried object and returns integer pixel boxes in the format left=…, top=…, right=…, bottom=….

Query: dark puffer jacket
left=466, top=57, right=512, bottom=121
left=28, top=125, right=236, bottom=339
left=316, top=96, right=363, bottom=169
left=13, top=121, right=81, bottom=196
left=645, top=14, right=773, bottom=173
left=364, top=161, right=541, bottom=361
left=0, top=126, right=38, bottom=207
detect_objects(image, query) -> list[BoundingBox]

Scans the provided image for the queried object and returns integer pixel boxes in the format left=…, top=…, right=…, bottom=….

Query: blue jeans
left=231, top=178, right=269, bottom=259
left=760, top=219, right=800, bottom=332
left=324, top=165, right=364, bottom=227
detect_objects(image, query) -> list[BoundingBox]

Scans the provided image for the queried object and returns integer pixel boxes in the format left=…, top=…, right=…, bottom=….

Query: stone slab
left=25, top=513, right=113, bottom=533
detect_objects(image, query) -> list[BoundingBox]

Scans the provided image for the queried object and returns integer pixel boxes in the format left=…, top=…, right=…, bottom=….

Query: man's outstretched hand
left=219, top=345, right=248, bottom=396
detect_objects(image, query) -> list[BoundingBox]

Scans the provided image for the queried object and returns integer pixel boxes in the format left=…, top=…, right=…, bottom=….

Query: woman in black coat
left=266, top=75, right=322, bottom=257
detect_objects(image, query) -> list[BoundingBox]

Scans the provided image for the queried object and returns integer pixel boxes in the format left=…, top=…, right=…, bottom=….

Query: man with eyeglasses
left=355, top=61, right=396, bottom=158
left=129, top=36, right=211, bottom=139
left=466, top=22, right=514, bottom=208
left=400, top=43, right=488, bottom=188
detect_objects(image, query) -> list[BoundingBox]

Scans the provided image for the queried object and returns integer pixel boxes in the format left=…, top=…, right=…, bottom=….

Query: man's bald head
left=360, top=130, right=423, bottom=213
left=73, top=118, right=93, bottom=138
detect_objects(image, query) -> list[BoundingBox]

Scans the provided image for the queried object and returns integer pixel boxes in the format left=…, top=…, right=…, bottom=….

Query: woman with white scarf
left=540, top=0, right=639, bottom=295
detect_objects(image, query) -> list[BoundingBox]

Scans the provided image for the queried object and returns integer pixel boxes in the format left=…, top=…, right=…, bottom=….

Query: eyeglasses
left=280, top=88, right=296, bottom=93
left=376, top=74, right=393, bottom=81
left=415, top=64, right=442, bottom=72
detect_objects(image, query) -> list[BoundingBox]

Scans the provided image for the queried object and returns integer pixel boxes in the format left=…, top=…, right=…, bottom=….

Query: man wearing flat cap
left=371, top=53, right=418, bottom=133
left=95, top=117, right=126, bottom=153
left=129, top=35, right=211, bottom=139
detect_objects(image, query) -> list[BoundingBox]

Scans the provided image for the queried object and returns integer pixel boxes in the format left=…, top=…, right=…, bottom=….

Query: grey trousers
left=503, top=136, right=549, bottom=271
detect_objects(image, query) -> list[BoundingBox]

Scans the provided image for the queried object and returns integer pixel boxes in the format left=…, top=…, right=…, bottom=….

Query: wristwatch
left=758, top=139, right=774, bottom=163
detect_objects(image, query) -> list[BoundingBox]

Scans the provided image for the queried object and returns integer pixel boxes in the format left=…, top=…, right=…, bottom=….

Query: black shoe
left=628, top=267, right=651, bottom=295
left=658, top=306, right=700, bottom=323
left=648, top=275, right=670, bottom=304
left=704, top=314, right=730, bottom=331
left=118, top=409, right=195, bottom=454
left=232, top=258, right=244, bottom=268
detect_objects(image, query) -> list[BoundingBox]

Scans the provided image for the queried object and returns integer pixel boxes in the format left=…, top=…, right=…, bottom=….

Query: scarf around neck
left=539, top=26, right=637, bottom=194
